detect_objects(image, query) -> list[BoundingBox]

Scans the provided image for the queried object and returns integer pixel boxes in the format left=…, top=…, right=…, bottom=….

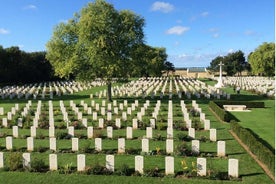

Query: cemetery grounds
left=0, top=77, right=274, bottom=184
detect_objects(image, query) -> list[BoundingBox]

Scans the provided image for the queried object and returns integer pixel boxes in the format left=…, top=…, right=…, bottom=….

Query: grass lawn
left=0, top=80, right=274, bottom=184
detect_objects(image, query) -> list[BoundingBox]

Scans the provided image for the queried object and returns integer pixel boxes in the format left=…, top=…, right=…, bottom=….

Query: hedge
left=215, top=101, right=265, bottom=108
left=209, top=101, right=231, bottom=122
left=230, top=122, right=275, bottom=174
left=209, top=101, right=265, bottom=122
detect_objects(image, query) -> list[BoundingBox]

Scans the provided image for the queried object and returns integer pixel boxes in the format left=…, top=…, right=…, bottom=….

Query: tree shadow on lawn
left=240, top=172, right=264, bottom=177
left=227, top=152, right=246, bottom=156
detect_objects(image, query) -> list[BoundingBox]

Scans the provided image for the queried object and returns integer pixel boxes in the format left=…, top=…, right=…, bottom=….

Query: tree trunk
left=107, top=81, right=112, bottom=102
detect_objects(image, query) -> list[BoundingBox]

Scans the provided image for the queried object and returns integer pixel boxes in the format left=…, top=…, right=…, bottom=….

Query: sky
left=0, top=0, right=274, bottom=67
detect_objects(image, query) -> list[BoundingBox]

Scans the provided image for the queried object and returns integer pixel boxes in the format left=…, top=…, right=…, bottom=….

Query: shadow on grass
left=240, top=172, right=264, bottom=177
left=227, top=152, right=246, bottom=156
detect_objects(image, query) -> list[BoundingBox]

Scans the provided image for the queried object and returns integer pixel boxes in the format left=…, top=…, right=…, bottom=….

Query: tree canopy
left=208, top=50, right=247, bottom=76
left=0, top=45, right=53, bottom=83
left=248, top=42, right=275, bottom=76
left=46, top=0, right=168, bottom=100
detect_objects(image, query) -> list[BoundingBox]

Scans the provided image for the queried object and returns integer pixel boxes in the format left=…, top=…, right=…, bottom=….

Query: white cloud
left=212, top=33, right=219, bottom=38
left=166, top=26, right=190, bottom=35
left=23, top=4, right=37, bottom=10
left=0, top=28, right=10, bottom=34
left=200, top=11, right=209, bottom=17
left=151, top=1, right=174, bottom=13
left=244, top=30, right=256, bottom=36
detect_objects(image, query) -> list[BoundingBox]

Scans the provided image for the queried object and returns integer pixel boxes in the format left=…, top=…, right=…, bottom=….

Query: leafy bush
left=176, top=133, right=191, bottom=141
left=8, top=152, right=22, bottom=171
left=116, top=164, right=133, bottom=176
left=31, top=158, right=47, bottom=172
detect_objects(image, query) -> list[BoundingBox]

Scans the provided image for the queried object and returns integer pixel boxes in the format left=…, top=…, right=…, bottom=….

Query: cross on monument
left=215, top=61, right=224, bottom=88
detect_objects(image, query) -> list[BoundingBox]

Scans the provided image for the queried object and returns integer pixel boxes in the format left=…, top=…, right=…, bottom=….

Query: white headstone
left=77, top=154, right=85, bottom=171
left=135, top=156, right=144, bottom=174
left=93, top=112, right=97, bottom=121
left=6, top=136, right=12, bottom=150
left=188, top=128, right=195, bottom=139
left=228, top=159, right=239, bottom=178
left=49, top=154, right=57, bottom=171
left=49, top=126, right=55, bottom=138
left=115, top=118, right=121, bottom=128
left=191, top=140, right=200, bottom=154
left=204, top=120, right=210, bottom=130
left=122, top=112, right=127, bottom=121
left=72, top=138, right=79, bottom=151
left=118, top=138, right=125, bottom=153
left=95, top=138, right=102, bottom=151
left=107, top=126, right=113, bottom=138
left=142, top=138, right=149, bottom=153
left=0, top=152, right=3, bottom=168
left=186, top=119, right=192, bottom=128
left=0, top=107, right=3, bottom=115
left=197, top=158, right=206, bottom=176
left=217, top=141, right=226, bottom=157
left=23, top=153, right=31, bottom=168
left=98, top=118, right=104, bottom=128
left=126, top=127, right=133, bottom=139
left=166, top=139, right=174, bottom=154
left=12, top=126, right=18, bottom=138
left=30, top=126, right=36, bottom=137
left=68, top=126, right=74, bottom=137
left=106, top=155, right=114, bottom=172
left=2, top=118, right=7, bottom=127
left=150, top=119, right=155, bottom=129
left=165, top=156, right=174, bottom=175
left=50, top=137, right=56, bottom=151
left=87, top=126, right=93, bottom=139
left=146, top=127, right=152, bottom=139
left=167, top=127, right=173, bottom=139
left=82, top=118, right=87, bottom=128
left=27, top=137, right=34, bottom=151
left=132, top=119, right=138, bottom=129
left=210, top=129, right=217, bottom=142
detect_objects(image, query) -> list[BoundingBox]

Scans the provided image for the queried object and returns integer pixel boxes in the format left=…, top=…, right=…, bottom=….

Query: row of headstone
left=91, top=77, right=231, bottom=99
left=0, top=80, right=106, bottom=100
left=0, top=152, right=238, bottom=177
left=222, top=76, right=274, bottom=97
left=4, top=136, right=225, bottom=156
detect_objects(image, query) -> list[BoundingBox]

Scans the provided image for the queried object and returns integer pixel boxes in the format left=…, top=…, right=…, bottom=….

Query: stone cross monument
left=215, top=61, right=224, bottom=88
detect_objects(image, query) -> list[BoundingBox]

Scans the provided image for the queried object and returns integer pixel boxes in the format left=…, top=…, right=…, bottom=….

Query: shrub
left=176, top=133, right=191, bottom=141
left=31, top=158, right=47, bottom=172
left=8, top=152, right=22, bottom=171
left=144, top=167, right=163, bottom=177
left=175, top=142, right=192, bottom=156
left=116, top=164, right=132, bottom=176
left=56, top=132, right=69, bottom=140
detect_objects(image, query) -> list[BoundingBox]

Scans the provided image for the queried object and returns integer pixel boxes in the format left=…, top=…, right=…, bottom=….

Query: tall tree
left=46, top=0, right=145, bottom=101
left=248, top=42, right=275, bottom=76
left=207, top=55, right=224, bottom=73
left=223, top=50, right=246, bottom=76
left=163, top=61, right=175, bottom=76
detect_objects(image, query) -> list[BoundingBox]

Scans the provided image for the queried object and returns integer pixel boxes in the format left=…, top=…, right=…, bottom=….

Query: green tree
left=46, top=0, right=145, bottom=101
left=163, top=61, right=175, bottom=76
left=248, top=42, right=275, bottom=76
left=223, top=50, right=246, bottom=76
left=207, top=55, right=224, bottom=73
